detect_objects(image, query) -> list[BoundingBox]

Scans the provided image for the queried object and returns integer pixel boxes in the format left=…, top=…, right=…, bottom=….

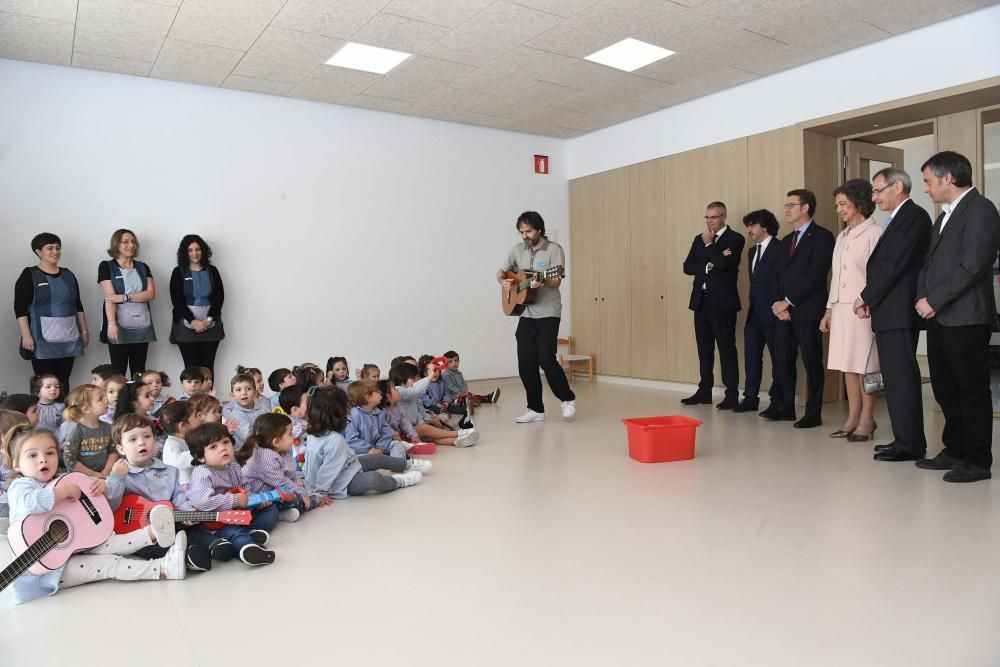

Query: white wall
left=568, top=5, right=1000, bottom=179
left=0, top=58, right=567, bottom=393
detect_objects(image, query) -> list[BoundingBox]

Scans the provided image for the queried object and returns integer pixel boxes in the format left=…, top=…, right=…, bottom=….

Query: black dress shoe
left=874, top=443, right=894, bottom=453
left=874, top=446, right=919, bottom=462
left=767, top=410, right=797, bottom=422
left=716, top=398, right=738, bottom=410
left=793, top=415, right=822, bottom=429
left=943, top=461, right=992, bottom=483
left=758, top=404, right=780, bottom=419
left=915, top=451, right=962, bottom=470
left=680, top=393, right=712, bottom=405
left=733, top=400, right=759, bottom=413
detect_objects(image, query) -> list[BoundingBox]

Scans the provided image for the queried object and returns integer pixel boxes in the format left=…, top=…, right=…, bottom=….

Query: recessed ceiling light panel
left=325, top=42, right=412, bottom=75
left=584, top=37, right=675, bottom=72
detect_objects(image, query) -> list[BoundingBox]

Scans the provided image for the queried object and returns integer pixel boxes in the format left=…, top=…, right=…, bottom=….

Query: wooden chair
left=557, top=336, right=595, bottom=383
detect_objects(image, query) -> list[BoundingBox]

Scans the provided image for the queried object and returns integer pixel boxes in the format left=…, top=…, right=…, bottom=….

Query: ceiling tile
left=74, top=50, right=153, bottom=75
left=348, top=12, right=449, bottom=53
left=0, top=11, right=73, bottom=65
left=422, top=1, right=563, bottom=66
left=0, top=0, right=78, bottom=22
left=510, top=0, right=601, bottom=18
left=151, top=38, right=244, bottom=86
left=232, top=26, right=341, bottom=84
left=363, top=74, right=447, bottom=102
left=351, top=93, right=417, bottom=114
left=389, top=55, right=475, bottom=83
left=289, top=64, right=381, bottom=104
left=384, top=0, right=495, bottom=28
left=273, top=0, right=390, bottom=40
left=168, top=0, right=284, bottom=51
left=412, top=85, right=504, bottom=113
left=76, top=0, right=177, bottom=62
left=222, top=74, right=295, bottom=95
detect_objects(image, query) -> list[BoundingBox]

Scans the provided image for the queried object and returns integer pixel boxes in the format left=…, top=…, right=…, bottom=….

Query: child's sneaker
left=160, top=531, right=187, bottom=580
left=392, top=470, right=422, bottom=488
left=490, top=387, right=501, bottom=403
left=186, top=543, right=212, bottom=572
left=278, top=508, right=301, bottom=522
left=239, top=544, right=275, bottom=566
left=455, top=428, right=479, bottom=447
left=209, top=537, right=236, bottom=561
left=406, top=458, right=432, bottom=474
left=249, top=529, right=270, bottom=546
left=148, top=504, right=176, bottom=548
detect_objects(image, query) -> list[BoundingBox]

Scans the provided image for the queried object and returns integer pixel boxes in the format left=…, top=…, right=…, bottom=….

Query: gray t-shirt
left=504, top=239, right=566, bottom=319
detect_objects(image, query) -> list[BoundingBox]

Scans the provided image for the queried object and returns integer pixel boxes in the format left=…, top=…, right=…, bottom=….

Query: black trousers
left=774, top=319, right=824, bottom=419
left=875, top=327, right=926, bottom=456
left=926, top=321, right=992, bottom=469
left=108, top=343, right=148, bottom=379
left=693, top=298, right=739, bottom=399
left=743, top=321, right=781, bottom=404
left=515, top=316, right=575, bottom=413
left=177, top=341, right=221, bottom=378
left=30, top=356, right=76, bottom=398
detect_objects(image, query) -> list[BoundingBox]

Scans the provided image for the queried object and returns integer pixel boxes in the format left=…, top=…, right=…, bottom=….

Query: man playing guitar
left=496, top=211, right=577, bottom=423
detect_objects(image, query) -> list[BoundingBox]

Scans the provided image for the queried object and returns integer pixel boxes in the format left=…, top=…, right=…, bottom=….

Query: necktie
left=751, top=245, right=759, bottom=273
left=790, top=232, right=799, bottom=256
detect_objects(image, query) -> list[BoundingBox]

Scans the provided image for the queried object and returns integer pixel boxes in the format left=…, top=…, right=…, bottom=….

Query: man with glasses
left=681, top=201, right=745, bottom=408
left=768, top=189, right=835, bottom=428
left=854, top=168, right=931, bottom=462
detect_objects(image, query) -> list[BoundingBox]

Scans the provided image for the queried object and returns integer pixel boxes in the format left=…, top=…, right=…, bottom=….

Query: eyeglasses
left=871, top=183, right=896, bottom=195
left=783, top=202, right=804, bottom=209
left=704, top=214, right=725, bottom=220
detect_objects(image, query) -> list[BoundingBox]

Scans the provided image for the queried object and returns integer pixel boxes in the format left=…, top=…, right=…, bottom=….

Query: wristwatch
left=205, top=316, right=214, bottom=323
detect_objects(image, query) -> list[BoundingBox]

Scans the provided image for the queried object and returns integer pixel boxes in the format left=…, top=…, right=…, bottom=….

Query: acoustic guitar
left=500, top=265, right=565, bottom=316
left=2, top=472, right=114, bottom=591
left=114, top=495, right=252, bottom=535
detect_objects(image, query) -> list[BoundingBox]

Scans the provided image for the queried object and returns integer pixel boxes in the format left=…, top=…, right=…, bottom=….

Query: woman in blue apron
left=14, top=233, right=90, bottom=394
left=169, top=234, right=225, bottom=377
left=97, top=228, right=157, bottom=378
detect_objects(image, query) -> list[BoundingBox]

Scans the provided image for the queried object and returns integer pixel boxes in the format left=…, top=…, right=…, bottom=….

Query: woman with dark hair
left=168, top=234, right=224, bottom=377
left=14, top=233, right=89, bottom=393
left=98, top=228, right=157, bottom=378
left=820, top=179, right=882, bottom=442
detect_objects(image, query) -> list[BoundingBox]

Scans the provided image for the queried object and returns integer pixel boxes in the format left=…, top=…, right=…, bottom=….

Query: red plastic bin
left=621, top=415, right=702, bottom=463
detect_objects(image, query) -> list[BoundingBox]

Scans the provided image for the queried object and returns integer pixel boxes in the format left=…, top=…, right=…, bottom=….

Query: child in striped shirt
left=241, top=413, right=317, bottom=523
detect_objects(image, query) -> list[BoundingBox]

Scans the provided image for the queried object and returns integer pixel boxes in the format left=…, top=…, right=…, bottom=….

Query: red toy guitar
left=2, top=472, right=114, bottom=591
left=114, top=495, right=252, bottom=535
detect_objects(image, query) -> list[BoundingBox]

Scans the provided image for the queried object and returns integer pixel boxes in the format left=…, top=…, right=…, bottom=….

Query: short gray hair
left=872, top=167, right=911, bottom=194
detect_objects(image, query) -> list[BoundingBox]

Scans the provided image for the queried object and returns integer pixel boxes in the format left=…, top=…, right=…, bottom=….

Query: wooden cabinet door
left=594, top=168, right=632, bottom=376
left=569, top=176, right=600, bottom=363
left=628, top=159, right=668, bottom=379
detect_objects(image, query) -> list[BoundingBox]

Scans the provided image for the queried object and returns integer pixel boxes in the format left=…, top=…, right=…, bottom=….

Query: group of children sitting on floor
left=0, top=351, right=500, bottom=604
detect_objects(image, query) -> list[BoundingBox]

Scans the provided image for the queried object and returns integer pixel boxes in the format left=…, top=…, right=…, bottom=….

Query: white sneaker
left=160, top=531, right=187, bottom=580
left=148, top=504, right=176, bottom=548
left=392, top=470, right=422, bottom=488
left=406, top=458, right=433, bottom=474
left=455, top=428, right=479, bottom=447
left=515, top=410, right=545, bottom=423
left=278, top=508, right=301, bottom=522
left=561, top=400, right=576, bottom=420
left=490, top=387, right=501, bottom=403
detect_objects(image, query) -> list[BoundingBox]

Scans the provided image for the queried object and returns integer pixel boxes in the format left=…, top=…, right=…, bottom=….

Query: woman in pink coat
left=820, top=179, right=882, bottom=442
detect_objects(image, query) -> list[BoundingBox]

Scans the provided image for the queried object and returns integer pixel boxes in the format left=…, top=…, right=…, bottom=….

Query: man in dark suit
left=853, top=168, right=932, bottom=462
left=736, top=209, right=784, bottom=414
left=769, top=189, right=836, bottom=428
left=681, top=201, right=746, bottom=409
left=912, top=151, right=1000, bottom=483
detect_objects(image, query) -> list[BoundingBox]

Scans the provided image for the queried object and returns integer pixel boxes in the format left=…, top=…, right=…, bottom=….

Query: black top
left=13, top=267, right=84, bottom=319
left=771, top=222, right=836, bottom=322
left=682, top=227, right=746, bottom=312
left=168, top=264, right=224, bottom=325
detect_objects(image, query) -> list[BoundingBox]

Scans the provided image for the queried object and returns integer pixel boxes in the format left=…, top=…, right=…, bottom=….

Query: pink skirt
left=827, top=303, right=879, bottom=374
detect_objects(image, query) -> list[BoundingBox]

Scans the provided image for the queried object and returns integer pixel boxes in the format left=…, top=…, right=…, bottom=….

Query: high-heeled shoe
left=829, top=429, right=853, bottom=438
left=846, top=424, right=877, bottom=442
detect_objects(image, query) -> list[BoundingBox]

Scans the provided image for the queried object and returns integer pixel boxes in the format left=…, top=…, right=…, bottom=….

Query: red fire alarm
left=534, top=154, right=549, bottom=174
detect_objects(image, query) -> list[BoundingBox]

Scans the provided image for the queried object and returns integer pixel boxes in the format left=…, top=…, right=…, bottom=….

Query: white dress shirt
left=939, top=188, right=972, bottom=234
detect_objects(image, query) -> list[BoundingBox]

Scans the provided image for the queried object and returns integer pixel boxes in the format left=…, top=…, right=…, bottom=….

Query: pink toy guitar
left=2, top=472, right=114, bottom=590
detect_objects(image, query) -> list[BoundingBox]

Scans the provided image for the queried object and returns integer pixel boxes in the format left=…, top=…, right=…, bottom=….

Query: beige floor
left=1, top=378, right=998, bottom=666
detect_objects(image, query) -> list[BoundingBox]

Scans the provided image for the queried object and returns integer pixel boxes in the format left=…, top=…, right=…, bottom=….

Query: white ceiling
left=1, top=0, right=997, bottom=138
